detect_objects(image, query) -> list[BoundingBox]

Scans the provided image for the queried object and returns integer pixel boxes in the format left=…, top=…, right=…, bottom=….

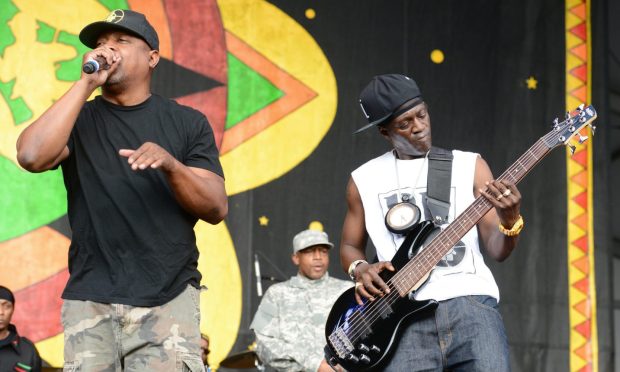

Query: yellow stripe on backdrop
left=565, top=0, right=598, bottom=371
left=34, top=333, right=64, bottom=367
left=195, top=221, right=242, bottom=370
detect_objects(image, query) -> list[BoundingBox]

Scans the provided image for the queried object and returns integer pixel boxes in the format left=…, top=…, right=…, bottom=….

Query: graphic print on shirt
left=378, top=186, right=476, bottom=276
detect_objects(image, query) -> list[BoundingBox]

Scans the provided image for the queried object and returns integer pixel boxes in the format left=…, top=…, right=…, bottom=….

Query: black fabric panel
left=591, top=0, right=614, bottom=369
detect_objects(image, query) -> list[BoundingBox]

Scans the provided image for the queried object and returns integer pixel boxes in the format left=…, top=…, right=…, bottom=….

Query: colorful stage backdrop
left=0, top=0, right=613, bottom=371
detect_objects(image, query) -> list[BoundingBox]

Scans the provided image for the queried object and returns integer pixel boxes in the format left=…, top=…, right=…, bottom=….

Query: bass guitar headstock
left=546, top=104, right=597, bottom=154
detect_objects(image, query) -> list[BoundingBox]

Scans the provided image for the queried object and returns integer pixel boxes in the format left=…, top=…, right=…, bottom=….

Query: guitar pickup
left=380, top=305, right=393, bottom=319
left=355, top=313, right=373, bottom=339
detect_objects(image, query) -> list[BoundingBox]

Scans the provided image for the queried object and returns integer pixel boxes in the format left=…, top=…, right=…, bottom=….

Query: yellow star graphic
left=258, top=216, right=269, bottom=226
left=525, top=76, right=538, bottom=90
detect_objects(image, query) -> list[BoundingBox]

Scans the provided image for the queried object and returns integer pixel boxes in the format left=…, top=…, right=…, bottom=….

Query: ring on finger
left=496, top=194, right=503, bottom=201
left=503, top=189, right=511, bottom=197
left=355, top=282, right=363, bottom=291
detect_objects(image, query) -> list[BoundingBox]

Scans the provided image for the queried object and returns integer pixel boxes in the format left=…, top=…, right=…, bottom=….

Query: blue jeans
left=382, top=295, right=510, bottom=372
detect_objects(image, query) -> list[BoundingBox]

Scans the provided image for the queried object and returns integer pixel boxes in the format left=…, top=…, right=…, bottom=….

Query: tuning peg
left=347, top=354, right=360, bottom=363
left=578, top=134, right=589, bottom=144
left=360, top=354, right=371, bottom=364
left=565, top=111, right=571, bottom=120
left=591, top=125, right=596, bottom=135
left=553, top=118, right=559, bottom=128
left=578, top=103, right=585, bottom=111
left=568, top=143, right=576, bottom=155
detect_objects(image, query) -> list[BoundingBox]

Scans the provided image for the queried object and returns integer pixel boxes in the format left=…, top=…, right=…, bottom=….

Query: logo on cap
left=354, top=74, right=423, bottom=134
left=359, top=100, right=370, bottom=119
left=105, top=9, right=124, bottom=24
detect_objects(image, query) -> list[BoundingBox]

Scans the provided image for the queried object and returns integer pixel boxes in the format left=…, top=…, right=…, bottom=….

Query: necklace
left=385, top=150, right=429, bottom=234
left=394, top=150, right=429, bottom=203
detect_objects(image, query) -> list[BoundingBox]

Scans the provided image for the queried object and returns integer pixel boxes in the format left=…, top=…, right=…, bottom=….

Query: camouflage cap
left=292, top=229, right=334, bottom=254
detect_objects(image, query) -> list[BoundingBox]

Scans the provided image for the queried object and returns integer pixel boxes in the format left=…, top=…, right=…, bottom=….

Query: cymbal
left=220, top=350, right=258, bottom=368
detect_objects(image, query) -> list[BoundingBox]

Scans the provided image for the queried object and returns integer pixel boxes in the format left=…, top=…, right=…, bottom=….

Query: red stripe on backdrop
left=12, top=269, right=69, bottom=342
left=162, top=0, right=228, bottom=148
left=163, top=0, right=227, bottom=83
left=176, top=87, right=228, bottom=149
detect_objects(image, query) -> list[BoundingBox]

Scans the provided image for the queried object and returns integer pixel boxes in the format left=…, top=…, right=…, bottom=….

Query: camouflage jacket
left=251, top=273, right=352, bottom=372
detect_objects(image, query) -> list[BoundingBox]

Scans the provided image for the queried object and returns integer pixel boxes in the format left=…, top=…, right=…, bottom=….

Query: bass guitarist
left=340, top=74, right=523, bottom=371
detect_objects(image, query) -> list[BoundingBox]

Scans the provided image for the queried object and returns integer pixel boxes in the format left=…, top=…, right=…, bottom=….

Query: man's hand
left=119, top=142, right=177, bottom=172
left=318, top=359, right=344, bottom=372
left=353, top=261, right=395, bottom=305
left=479, top=179, right=522, bottom=229
left=81, top=46, right=121, bottom=87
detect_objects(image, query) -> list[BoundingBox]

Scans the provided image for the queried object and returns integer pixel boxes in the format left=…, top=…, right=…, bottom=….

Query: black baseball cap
left=79, top=9, right=159, bottom=50
left=355, top=74, right=423, bottom=134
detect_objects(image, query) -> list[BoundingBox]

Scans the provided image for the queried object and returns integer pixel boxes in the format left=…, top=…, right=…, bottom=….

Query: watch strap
left=348, top=259, right=368, bottom=281
left=499, top=215, right=524, bottom=236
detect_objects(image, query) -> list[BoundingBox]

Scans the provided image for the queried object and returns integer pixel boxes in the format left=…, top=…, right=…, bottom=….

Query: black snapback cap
left=356, top=74, right=423, bottom=134
left=79, top=9, right=159, bottom=50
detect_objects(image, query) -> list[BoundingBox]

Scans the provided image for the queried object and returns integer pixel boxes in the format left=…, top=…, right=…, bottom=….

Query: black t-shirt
left=60, top=94, right=223, bottom=306
left=0, top=325, right=42, bottom=372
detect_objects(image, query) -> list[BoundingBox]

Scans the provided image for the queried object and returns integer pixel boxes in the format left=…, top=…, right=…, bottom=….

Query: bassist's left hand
left=479, top=180, right=522, bottom=228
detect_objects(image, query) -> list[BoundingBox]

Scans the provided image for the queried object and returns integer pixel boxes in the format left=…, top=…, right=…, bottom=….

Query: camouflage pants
left=61, top=285, right=205, bottom=372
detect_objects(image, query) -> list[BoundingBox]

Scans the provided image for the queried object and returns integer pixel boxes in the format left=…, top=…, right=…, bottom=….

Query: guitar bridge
left=329, top=327, right=354, bottom=358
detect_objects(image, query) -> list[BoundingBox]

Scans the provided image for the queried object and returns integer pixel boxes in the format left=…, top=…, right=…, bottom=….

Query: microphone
left=261, top=275, right=283, bottom=282
left=254, top=254, right=263, bottom=297
left=82, top=57, right=110, bottom=74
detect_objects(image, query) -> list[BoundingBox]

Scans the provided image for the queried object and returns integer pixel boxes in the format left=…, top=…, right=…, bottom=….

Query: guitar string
left=340, top=136, right=547, bottom=344
left=338, top=138, right=546, bottom=345
left=336, top=113, right=593, bottom=345
left=339, top=195, right=500, bottom=343
left=338, top=110, right=592, bottom=345
left=334, top=124, right=572, bottom=346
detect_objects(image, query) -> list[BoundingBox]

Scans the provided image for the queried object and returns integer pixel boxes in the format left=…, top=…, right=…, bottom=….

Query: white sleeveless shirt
left=351, top=150, right=500, bottom=302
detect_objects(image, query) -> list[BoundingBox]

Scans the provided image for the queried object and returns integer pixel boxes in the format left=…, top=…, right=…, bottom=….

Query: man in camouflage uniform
left=251, top=229, right=352, bottom=372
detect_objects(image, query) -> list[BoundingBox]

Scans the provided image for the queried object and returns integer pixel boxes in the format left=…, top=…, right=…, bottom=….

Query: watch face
left=385, top=202, right=421, bottom=234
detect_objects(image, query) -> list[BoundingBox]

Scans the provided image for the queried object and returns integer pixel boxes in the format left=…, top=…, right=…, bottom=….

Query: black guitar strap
left=426, top=146, right=453, bottom=225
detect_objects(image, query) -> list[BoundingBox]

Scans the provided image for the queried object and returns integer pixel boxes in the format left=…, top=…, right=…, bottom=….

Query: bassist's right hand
left=353, top=261, right=395, bottom=305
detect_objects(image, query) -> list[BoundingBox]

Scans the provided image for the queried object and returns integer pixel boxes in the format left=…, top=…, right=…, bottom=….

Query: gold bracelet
left=498, top=215, right=524, bottom=237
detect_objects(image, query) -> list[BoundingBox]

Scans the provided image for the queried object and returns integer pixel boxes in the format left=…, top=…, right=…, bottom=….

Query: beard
left=394, top=138, right=431, bottom=159
left=102, top=69, right=129, bottom=94
left=104, top=69, right=123, bottom=86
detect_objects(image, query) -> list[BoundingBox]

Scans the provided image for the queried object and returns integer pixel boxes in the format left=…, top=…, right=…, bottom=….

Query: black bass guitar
left=324, top=105, right=598, bottom=371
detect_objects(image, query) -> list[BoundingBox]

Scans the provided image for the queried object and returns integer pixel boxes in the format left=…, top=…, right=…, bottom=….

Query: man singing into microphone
left=16, top=9, right=227, bottom=371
